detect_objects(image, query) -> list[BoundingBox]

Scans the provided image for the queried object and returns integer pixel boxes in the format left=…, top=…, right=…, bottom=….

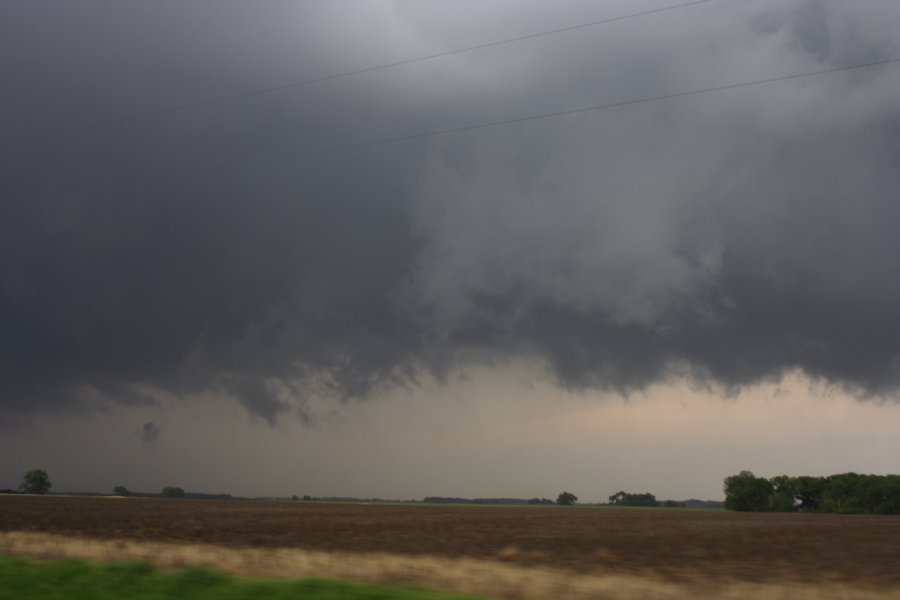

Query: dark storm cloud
left=1, top=0, right=898, bottom=420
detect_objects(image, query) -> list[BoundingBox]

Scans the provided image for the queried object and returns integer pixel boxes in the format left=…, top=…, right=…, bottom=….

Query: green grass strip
left=0, top=556, right=487, bottom=600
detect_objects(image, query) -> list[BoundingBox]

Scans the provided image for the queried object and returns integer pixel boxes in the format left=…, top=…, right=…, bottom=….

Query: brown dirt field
left=2, top=495, right=900, bottom=594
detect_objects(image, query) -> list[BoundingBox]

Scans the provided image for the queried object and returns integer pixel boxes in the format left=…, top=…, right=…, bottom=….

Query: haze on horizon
left=1, top=0, right=899, bottom=501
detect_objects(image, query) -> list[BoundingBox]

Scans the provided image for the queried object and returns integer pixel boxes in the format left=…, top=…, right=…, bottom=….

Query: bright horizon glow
left=3, top=367, right=898, bottom=502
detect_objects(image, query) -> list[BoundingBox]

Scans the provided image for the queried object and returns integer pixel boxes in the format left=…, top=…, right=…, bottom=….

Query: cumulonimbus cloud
left=0, top=0, right=898, bottom=420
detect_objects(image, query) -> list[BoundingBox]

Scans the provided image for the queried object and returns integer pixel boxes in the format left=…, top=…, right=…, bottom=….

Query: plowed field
left=2, top=495, right=899, bottom=587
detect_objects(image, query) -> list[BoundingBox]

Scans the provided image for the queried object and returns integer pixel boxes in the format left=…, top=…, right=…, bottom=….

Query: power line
left=2, top=56, right=897, bottom=205
left=2, top=0, right=717, bottom=145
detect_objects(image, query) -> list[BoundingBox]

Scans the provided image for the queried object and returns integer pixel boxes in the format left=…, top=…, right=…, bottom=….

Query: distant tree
left=609, top=491, right=658, bottom=507
left=793, top=475, right=826, bottom=511
left=291, top=494, right=299, bottom=501
left=303, top=495, right=312, bottom=501
left=723, top=471, right=773, bottom=512
left=556, top=491, right=578, bottom=506
left=723, top=472, right=900, bottom=515
left=873, top=475, right=900, bottom=515
left=161, top=486, right=185, bottom=498
left=19, top=469, right=51, bottom=495
left=769, top=476, right=798, bottom=512
left=113, top=485, right=130, bottom=497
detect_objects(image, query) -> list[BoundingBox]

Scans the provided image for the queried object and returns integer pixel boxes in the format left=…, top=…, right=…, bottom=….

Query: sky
left=1, top=0, right=899, bottom=501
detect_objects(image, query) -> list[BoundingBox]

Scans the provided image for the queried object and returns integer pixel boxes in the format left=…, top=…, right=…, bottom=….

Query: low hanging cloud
left=0, top=0, right=898, bottom=421
left=140, top=422, right=161, bottom=445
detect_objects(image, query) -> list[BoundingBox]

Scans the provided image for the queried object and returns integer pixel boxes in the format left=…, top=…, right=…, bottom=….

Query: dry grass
left=0, top=531, right=894, bottom=600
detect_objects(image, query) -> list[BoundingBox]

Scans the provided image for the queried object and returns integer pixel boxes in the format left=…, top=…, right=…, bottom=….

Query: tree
left=769, top=475, right=798, bottom=512
left=794, top=475, right=826, bottom=511
left=874, top=475, right=900, bottom=515
left=528, top=497, right=555, bottom=505
left=724, top=471, right=773, bottom=512
left=556, top=491, right=578, bottom=506
left=19, top=469, right=51, bottom=495
left=161, top=486, right=185, bottom=498
left=113, top=486, right=130, bottom=497
left=609, top=491, right=658, bottom=507
left=728, top=472, right=900, bottom=515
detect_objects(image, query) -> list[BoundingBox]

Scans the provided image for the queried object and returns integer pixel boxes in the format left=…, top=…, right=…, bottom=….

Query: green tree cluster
left=161, top=486, right=185, bottom=498
left=20, top=469, right=52, bottom=495
left=723, top=471, right=773, bottom=512
left=556, top=491, right=578, bottom=506
left=527, top=497, right=556, bottom=505
left=608, top=491, right=658, bottom=507
left=724, top=471, right=900, bottom=514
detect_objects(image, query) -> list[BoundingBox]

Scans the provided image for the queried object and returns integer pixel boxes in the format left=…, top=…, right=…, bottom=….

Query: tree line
left=608, top=491, right=663, bottom=507
left=10, top=468, right=721, bottom=509
left=422, top=492, right=577, bottom=506
left=9, top=469, right=229, bottom=500
left=724, top=470, right=900, bottom=514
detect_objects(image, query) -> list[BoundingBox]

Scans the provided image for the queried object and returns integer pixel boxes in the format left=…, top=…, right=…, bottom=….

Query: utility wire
left=2, top=0, right=716, bottom=145
left=2, top=56, right=897, bottom=205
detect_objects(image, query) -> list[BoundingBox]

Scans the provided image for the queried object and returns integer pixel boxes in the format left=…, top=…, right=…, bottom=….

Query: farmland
left=2, top=495, right=900, bottom=598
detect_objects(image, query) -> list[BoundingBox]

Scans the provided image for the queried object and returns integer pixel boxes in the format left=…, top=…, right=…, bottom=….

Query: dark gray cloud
left=140, top=421, right=160, bottom=445
left=1, top=0, right=898, bottom=421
